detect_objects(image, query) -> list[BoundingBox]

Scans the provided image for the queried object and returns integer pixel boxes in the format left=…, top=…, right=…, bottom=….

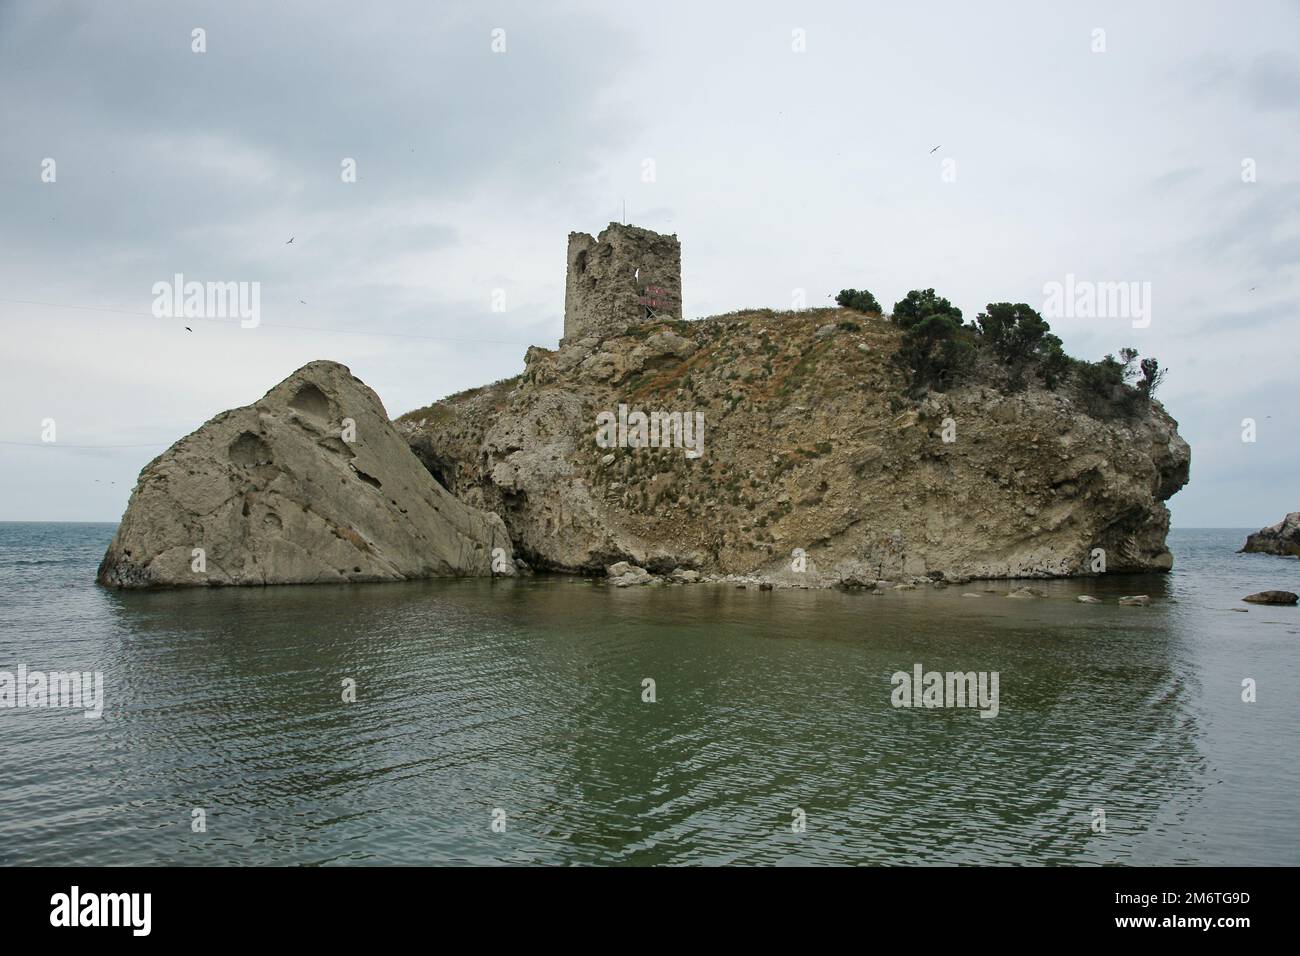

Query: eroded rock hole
left=350, top=464, right=382, bottom=489
left=229, top=432, right=273, bottom=467
left=289, top=382, right=331, bottom=420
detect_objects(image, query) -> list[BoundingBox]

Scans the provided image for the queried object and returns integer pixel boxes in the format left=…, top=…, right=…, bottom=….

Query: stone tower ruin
left=563, top=223, right=682, bottom=343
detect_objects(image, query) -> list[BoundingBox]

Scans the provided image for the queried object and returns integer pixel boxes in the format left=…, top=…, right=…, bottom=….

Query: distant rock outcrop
left=98, top=361, right=513, bottom=588
left=1240, top=513, right=1300, bottom=557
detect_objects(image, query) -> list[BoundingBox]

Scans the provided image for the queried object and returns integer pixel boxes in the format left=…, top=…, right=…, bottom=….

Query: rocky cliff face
left=1241, top=513, right=1300, bottom=557
left=398, top=309, right=1190, bottom=584
left=98, top=361, right=514, bottom=588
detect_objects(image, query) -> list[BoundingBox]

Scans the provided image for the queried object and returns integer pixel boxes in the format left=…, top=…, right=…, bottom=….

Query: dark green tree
left=974, top=302, right=1060, bottom=389
left=892, top=313, right=972, bottom=393
left=1137, top=356, right=1166, bottom=399
left=835, top=289, right=882, bottom=314
left=1038, top=333, right=1073, bottom=389
left=891, top=288, right=963, bottom=329
left=975, top=303, right=1049, bottom=362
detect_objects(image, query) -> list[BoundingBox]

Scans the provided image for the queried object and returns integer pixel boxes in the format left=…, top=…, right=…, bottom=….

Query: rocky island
left=1240, top=513, right=1300, bottom=557
left=99, top=223, right=1190, bottom=589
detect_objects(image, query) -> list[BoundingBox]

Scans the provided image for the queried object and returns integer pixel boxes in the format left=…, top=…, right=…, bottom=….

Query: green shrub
left=1074, top=349, right=1162, bottom=417
left=1076, top=354, right=1127, bottom=416
left=1039, top=334, right=1074, bottom=389
left=836, top=289, right=882, bottom=313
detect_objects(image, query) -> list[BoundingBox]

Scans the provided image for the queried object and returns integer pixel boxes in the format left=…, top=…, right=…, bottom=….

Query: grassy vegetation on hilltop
left=396, top=374, right=522, bottom=425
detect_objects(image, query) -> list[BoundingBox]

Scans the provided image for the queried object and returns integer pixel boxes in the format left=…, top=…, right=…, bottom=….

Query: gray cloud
left=1241, top=52, right=1300, bottom=113
left=1, top=0, right=1298, bottom=526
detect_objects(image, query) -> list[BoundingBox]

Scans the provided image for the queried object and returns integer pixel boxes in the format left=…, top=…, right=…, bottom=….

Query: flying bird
left=184, top=326, right=192, bottom=332
left=285, top=237, right=294, bottom=244
left=930, top=145, right=941, bottom=154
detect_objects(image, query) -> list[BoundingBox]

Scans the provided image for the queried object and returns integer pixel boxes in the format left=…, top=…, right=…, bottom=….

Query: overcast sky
left=1, top=0, right=1296, bottom=525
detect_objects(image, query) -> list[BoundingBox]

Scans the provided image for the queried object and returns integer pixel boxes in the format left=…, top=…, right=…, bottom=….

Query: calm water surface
left=1, top=523, right=1297, bottom=865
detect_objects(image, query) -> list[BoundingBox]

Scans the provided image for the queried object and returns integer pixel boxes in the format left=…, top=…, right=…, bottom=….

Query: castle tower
left=563, top=223, right=682, bottom=343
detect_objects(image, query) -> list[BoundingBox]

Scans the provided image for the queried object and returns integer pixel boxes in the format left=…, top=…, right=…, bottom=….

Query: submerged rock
left=1118, top=595, right=1151, bottom=606
left=1240, top=513, right=1300, bottom=557
left=1008, top=587, right=1045, bottom=599
left=97, top=361, right=513, bottom=588
left=1242, top=590, right=1298, bottom=605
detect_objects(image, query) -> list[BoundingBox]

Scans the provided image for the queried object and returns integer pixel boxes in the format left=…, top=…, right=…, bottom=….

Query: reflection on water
left=0, top=524, right=1297, bottom=865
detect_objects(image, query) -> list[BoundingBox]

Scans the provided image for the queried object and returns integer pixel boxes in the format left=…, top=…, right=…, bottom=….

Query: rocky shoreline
left=589, top=560, right=1178, bottom=610
left=596, top=559, right=1295, bottom=609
